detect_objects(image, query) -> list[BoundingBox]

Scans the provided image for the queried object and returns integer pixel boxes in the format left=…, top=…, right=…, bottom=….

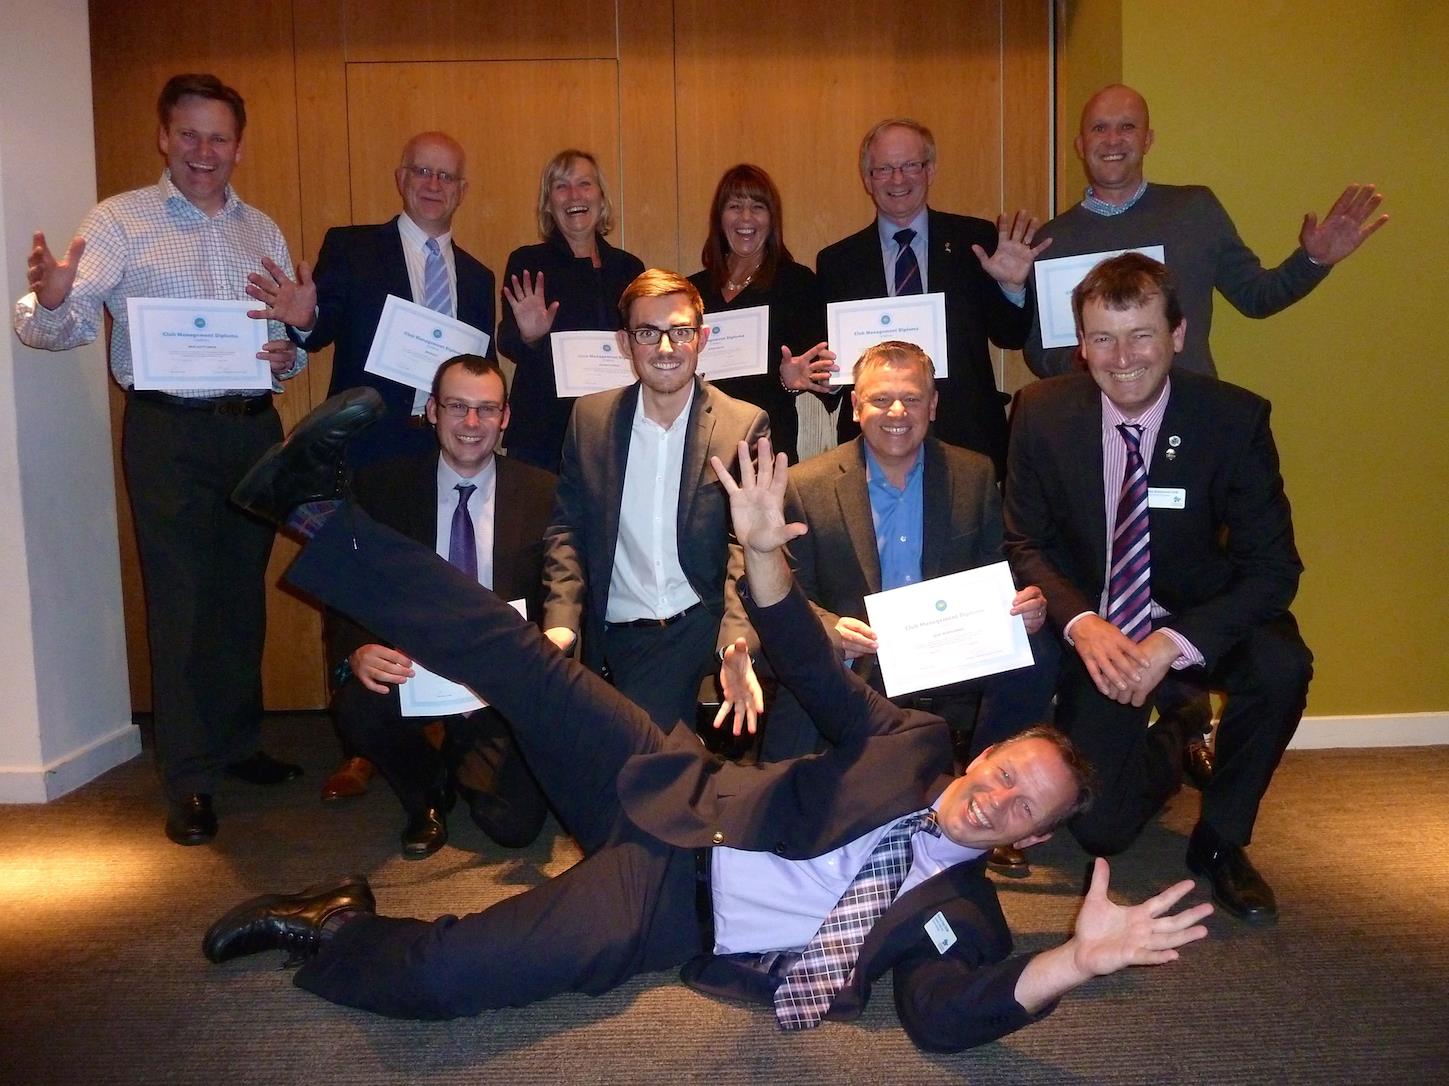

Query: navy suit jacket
left=306, top=217, right=496, bottom=465
left=817, top=209, right=1030, bottom=475
left=1002, top=370, right=1303, bottom=670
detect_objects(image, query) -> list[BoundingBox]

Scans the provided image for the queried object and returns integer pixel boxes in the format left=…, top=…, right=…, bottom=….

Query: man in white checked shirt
left=12, top=73, right=309, bottom=847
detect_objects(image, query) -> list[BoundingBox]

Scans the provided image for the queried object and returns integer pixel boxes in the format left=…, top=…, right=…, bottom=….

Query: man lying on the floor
left=205, top=397, right=1209, bottom=1052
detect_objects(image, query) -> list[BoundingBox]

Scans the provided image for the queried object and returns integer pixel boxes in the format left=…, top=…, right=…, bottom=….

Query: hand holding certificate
left=127, top=298, right=271, bottom=390
left=863, top=563, right=1034, bottom=698
left=1032, top=245, right=1165, bottom=349
left=825, top=293, right=948, bottom=385
left=398, top=598, right=528, bottom=717
left=363, top=294, right=491, bottom=394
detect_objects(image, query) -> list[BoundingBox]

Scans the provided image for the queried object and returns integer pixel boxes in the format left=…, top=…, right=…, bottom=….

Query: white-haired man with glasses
left=542, top=269, right=769, bottom=733
left=323, top=353, right=555, bottom=860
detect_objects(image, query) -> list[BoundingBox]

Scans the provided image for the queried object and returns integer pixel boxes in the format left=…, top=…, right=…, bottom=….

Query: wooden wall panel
left=84, top=0, right=1051, bottom=710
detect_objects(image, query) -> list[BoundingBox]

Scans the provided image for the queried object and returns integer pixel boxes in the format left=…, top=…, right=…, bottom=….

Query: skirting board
left=1288, top=711, right=1449, bottom=750
left=0, top=722, right=141, bottom=804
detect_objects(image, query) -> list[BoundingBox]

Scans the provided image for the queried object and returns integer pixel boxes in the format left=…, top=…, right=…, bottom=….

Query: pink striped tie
left=1106, top=423, right=1152, bottom=641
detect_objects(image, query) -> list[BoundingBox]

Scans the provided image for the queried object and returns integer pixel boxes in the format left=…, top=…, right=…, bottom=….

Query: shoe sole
left=202, top=876, right=374, bottom=963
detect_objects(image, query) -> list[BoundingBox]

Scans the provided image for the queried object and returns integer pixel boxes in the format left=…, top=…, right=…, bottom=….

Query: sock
left=320, top=907, right=363, bottom=942
left=285, top=499, right=343, bottom=540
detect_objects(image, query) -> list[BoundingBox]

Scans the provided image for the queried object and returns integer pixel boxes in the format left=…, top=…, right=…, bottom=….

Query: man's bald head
left=395, top=131, right=469, bottom=237
left=1074, top=84, right=1154, bottom=205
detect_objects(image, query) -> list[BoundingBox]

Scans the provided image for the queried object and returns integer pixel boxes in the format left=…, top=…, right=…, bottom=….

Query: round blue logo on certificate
left=603, top=343, right=612, bottom=353
left=712, top=325, right=721, bottom=335
left=193, top=316, right=206, bottom=329
left=880, top=314, right=891, bottom=326
left=935, top=599, right=947, bottom=612
left=432, top=328, right=443, bottom=339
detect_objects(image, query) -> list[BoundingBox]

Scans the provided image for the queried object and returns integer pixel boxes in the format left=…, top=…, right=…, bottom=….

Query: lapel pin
left=944, top=241, right=952, bottom=254
left=1168, top=435, right=1181, bottom=447
left=1165, top=448, right=1176, bottom=460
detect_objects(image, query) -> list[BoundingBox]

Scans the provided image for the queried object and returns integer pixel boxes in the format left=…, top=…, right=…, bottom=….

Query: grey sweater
left=1025, top=183, right=1330, bottom=377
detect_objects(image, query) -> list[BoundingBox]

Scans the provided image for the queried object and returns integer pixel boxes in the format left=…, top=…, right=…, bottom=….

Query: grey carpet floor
left=1, top=716, right=1446, bottom=1085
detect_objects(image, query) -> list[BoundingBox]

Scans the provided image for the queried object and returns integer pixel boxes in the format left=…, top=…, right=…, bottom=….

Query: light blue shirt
left=865, top=444, right=926, bottom=591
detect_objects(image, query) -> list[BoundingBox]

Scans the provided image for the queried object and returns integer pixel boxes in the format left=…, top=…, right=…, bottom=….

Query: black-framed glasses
left=400, top=164, right=464, bottom=186
left=438, top=399, right=503, bottom=419
left=866, top=160, right=928, bottom=180
left=626, top=325, right=700, bottom=346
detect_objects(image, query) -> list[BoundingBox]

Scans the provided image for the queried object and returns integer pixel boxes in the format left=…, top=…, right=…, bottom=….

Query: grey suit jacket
left=542, top=377, right=769, bottom=669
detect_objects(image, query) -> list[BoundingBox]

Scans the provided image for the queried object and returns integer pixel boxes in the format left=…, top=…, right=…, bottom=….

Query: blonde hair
left=536, top=149, right=615, bottom=240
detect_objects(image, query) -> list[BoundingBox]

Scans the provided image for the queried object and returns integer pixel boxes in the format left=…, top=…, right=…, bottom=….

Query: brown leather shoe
left=1183, top=739, right=1214, bottom=790
left=987, top=845, right=1030, bottom=877
left=320, top=756, right=375, bottom=802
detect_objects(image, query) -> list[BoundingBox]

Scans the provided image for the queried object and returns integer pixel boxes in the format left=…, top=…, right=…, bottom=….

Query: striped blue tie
left=422, top=237, right=453, bottom=317
left=1107, top=423, right=1152, bottom=641
left=893, top=228, right=922, bottom=295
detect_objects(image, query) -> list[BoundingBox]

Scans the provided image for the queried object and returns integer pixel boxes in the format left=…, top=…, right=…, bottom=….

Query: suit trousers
left=121, top=396, right=280, bottom=799
left=1058, top=613, right=1312, bottom=855
left=331, top=679, right=548, bottom=847
left=600, top=604, right=719, bottom=735
left=288, top=511, right=706, bottom=1016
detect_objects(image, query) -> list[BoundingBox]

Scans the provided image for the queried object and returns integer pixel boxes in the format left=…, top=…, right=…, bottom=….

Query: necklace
left=725, top=260, right=760, bottom=293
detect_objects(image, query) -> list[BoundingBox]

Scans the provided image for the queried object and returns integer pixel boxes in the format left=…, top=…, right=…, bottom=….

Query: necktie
left=1106, top=423, right=1152, bottom=641
left=422, top=237, right=453, bottom=317
left=893, top=228, right=922, bottom=295
left=448, top=484, right=478, bottom=582
left=773, top=809, right=941, bottom=1030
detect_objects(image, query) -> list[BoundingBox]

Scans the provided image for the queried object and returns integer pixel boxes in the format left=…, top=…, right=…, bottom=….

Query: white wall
left=0, top=0, right=138, bottom=801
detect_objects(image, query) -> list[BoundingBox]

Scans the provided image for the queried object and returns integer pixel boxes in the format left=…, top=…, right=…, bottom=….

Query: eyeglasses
left=438, top=399, right=503, bottom=419
left=400, top=164, right=464, bottom=186
left=626, top=325, right=700, bottom=346
left=866, top=160, right=928, bottom=180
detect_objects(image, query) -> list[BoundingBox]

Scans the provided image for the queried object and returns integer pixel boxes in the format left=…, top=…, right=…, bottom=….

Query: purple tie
left=893, top=228, right=922, bottom=295
left=448, top=483, right=477, bottom=582
left=1106, top=424, right=1152, bottom=641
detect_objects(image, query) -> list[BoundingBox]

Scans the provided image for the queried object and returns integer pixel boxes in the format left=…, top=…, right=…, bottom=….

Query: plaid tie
left=422, top=237, right=453, bottom=317
left=448, top=483, right=477, bottom=582
left=893, top=228, right=922, bottom=295
left=773, top=809, right=941, bottom=1030
left=1106, top=423, right=1152, bottom=641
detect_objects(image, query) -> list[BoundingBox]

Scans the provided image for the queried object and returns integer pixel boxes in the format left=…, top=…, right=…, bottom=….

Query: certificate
left=398, top=598, right=528, bottom=717
left=698, top=305, right=770, bottom=380
left=864, top=563, right=1034, bottom=698
left=363, top=294, right=491, bottom=395
left=826, top=293, right=948, bottom=386
left=126, top=298, right=270, bottom=390
left=1032, top=245, right=1166, bottom=349
left=550, top=330, right=635, bottom=396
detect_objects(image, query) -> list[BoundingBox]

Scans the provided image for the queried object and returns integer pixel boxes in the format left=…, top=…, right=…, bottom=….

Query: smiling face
left=395, top=134, right=468, bottom=237
left=852, top=355, right=937, bottom=477
left=1074, top=85, right=1154, bottom=202
left=720, top=193, right=771, bottom=264
left=157, top=96, right=241, bottom=215
left=1079, top=293, right=1184, bottom=418
left=935, top=738, right=1078, bottom=850
left=547, top=156, right=605, bottom=253
left=618, top=291, right=709, bottom=413
left=862, top=124, right=936, bottom=227
left=425, top=364, right=509, bottom=476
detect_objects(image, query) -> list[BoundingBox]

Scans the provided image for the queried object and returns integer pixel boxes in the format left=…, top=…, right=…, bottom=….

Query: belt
left=130, top=389, right=273, bottom=416
left=606, top=602, right=702, bottom=630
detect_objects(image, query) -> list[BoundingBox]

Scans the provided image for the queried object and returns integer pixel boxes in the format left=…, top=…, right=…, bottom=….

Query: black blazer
left=1002, top=370, right=1303, bottom=669
left=816, top=209, right=1030, bottom=475
left=326, top=450, right=556, bottom=672
left=306, top=217, right=496, bottom=466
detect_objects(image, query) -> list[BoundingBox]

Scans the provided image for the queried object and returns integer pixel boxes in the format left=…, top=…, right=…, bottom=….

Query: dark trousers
left=121, top=396, right=280, bottom=799
left=332, top=679, right=548, bottom=847
left=288, top=511, right=704, bottom=1017
left=1058, top=613, right=1312, bottom=854
left=757, top=629, right=1060, bottom=763
left=600, top=604, right=719, bottom=735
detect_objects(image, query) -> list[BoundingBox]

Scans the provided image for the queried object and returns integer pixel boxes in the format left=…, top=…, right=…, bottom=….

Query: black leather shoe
left=165, top=793, right=217, bottom=845
left=225, top=751, right=304, bottom=786
left=401, top=806, right=449, bottom=859
left=1183, top=739, right=1215, bottom=790
left=987, top=845, right=1030, bottom=877
left=1186, top=823, right=1277, bottom=923
left=231, top=387, right=383, bottom=523
left=203, top=876, right=375, bottom=963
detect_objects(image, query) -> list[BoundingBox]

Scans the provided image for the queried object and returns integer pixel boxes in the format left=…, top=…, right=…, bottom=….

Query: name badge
left=924, top=911, right=957, bottom=954
left=1148, top=487, right=1186, bottom=510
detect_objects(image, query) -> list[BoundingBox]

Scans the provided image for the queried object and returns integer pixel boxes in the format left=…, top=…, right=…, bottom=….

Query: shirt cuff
left=1062, top=611, right=1094, bottom=646
left=1000, top=284, right=1028, bottom=308
left=1156, top=627, right=1205, bottom=670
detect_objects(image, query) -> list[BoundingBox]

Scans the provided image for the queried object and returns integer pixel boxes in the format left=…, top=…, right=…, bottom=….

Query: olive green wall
left=1060, top=2, right=1448, bottom=721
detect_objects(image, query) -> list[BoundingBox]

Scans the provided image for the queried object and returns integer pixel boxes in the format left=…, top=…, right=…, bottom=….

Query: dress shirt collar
left=398, top=211, right=452, bottom=253
left=876, top=207, right=930, bottom=250
left=436, top=450, right=497, bottom=490
left=631, top=377, right=697, bottom=434
left=1100, top=373, right=1172, bottom=431
left=158, top=170, right=241, bottom=219
left=1081, top=180, right=1149, bottom=216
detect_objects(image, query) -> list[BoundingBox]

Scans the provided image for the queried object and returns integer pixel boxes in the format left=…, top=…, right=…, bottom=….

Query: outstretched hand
left=246, top=257, right=317, bottom=330
left=714, top=637, right=763, bottom=736
left=1300, top=183, right=1388, bottom=266
left=972, top=210, right=1052, bottom=293
left=1071, top=858, right=1212, bottom=978
left=28, top=231, right=86, bottom=310
left=709, top=437, right=807, bottom=558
